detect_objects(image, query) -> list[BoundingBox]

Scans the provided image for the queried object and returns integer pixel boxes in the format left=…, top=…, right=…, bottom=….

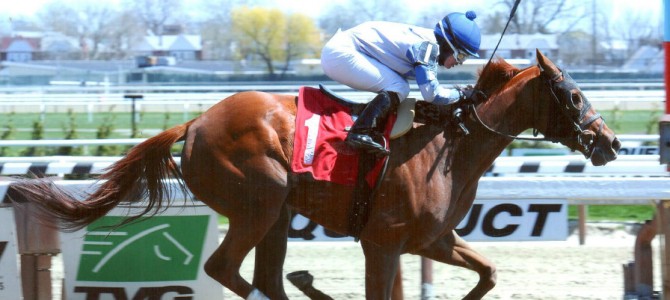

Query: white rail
left=0, top=134, right=658, bottom=147
left=0, top=81, right=663, bottom=93
left=0, top=139, right=147, bottom=147
left=487, top=154, right=667, bottom=177
left=0, top=83, right=664, bottom=111
left=1, top=176, right=667, bottom=205
left=0, top=89, right=663, bottom=104
left=0, top=154, right=664, bottom=177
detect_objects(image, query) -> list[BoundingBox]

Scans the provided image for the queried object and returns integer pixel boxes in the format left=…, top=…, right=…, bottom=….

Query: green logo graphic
left=76, top=215, right=209, bottom=282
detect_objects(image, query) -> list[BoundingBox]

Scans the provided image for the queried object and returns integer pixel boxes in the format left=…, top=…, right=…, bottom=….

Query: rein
left=465, top=66, right=606, bottom=158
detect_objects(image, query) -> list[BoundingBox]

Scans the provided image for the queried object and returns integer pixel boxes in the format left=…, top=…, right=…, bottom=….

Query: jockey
left=321, top=11, right=482, bottom=156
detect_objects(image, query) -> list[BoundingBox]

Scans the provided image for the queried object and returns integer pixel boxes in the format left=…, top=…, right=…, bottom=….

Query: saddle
left=305, top=85, right=459, bottom=240
left=318, top=84, right=417, bottom=139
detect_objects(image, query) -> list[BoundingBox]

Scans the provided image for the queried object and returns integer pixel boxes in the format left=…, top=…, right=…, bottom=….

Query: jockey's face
left=443, top=55, right=459, bottom=69
left=437, top=40, right=460, bottom=69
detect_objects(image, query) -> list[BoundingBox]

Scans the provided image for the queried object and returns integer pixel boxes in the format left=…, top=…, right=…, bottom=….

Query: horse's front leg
left=416, top=231, right=496, bottom=299
left=361, top=240, right=402, bottom=299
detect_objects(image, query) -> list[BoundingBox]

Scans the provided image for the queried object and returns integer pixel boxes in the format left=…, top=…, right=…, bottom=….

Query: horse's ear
left=536, top=49, right=561, bottom=79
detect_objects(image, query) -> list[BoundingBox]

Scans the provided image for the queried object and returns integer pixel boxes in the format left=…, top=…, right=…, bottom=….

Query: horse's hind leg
left=253, top=204, right=290, bottom=299
left=204, top=203, right=289, bottom=300
left=205, top=221, right=266, bottom=298
left=416, top=231, right=496, bottom=299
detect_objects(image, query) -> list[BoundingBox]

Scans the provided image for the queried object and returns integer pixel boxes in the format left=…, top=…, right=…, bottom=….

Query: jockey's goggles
left=439, top=19, right=469, bottom=64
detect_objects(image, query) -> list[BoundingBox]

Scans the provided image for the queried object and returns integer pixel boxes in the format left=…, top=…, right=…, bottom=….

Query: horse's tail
left=9, top=119, right=196, bottom=231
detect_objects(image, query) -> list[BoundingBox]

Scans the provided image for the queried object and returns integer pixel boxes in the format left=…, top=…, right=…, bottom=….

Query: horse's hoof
left=286, top=270, right=314, bottom=289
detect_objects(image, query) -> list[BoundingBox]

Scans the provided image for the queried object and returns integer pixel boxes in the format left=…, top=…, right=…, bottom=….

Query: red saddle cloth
left=291, top=86, right=394, bottom=186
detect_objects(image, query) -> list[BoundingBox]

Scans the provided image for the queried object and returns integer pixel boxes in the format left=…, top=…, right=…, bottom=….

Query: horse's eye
left=569, top=92, right=582, bottom=110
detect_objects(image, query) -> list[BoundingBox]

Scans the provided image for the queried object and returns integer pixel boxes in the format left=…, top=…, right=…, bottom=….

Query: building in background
left=479, top=34, right=559, bottom=60
left=0, top=36, right=40, bottom=62
left=135, top=34, right=203, bottom=61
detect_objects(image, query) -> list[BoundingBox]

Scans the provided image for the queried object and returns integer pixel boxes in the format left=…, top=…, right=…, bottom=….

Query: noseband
left=467, top=65, right=606, bottom=158
left=540, top=66, right=605, bottom=158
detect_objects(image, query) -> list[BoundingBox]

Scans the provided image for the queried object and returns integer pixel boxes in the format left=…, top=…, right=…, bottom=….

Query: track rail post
left=13, top=201, right=60, bottom=300
left=658, top=200, right=670, bottom=297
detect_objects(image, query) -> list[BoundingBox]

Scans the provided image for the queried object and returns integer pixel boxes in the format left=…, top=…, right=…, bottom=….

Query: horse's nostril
left=612, top=137, right=622, bottom=152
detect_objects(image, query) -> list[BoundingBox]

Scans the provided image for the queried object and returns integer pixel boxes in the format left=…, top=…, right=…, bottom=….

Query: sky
left=4, top=0, right=483, bottom=17
left=3, top=0, right=664, bottom=30
left=6, top=0, right=55, bottom=16
left=270, top=0, right=487, bottom=16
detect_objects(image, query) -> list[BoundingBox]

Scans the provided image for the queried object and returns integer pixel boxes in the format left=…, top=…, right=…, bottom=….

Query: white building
left=135, top=34, right=203, bottom=61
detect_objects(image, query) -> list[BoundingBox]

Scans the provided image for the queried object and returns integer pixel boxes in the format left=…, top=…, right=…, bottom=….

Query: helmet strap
left=434, top=35, right=452, bottom=65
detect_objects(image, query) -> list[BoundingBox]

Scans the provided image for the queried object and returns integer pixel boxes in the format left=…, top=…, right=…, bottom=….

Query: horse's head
left=473, top=49, right=620, bottom=166
left=534, top=49, right=620, bottom=165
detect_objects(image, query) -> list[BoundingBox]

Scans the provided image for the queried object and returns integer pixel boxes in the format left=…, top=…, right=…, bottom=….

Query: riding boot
left=345, top=91, right=399, bottom=156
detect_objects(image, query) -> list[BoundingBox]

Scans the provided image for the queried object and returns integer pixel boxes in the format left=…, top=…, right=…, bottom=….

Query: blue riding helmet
left=434, top=11, right=481, bottom=57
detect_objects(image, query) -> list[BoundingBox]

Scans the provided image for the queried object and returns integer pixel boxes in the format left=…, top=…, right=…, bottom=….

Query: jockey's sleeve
left=408, top=41, right=461, bottom=105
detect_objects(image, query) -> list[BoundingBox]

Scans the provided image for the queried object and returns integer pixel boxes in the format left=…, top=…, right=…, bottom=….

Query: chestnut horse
left=10, top=50, right=620, bottom=299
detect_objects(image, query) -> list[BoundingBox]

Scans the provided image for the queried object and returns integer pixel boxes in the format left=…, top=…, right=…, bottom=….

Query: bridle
left=447, top=0, right=604, bottom=159
left=467, top=65, right=606, bottom=159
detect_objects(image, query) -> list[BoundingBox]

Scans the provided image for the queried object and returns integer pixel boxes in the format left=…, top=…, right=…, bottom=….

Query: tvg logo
left=77, top=215, right=209, bottom=282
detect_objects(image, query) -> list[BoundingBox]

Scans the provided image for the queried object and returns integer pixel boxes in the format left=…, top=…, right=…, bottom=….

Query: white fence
left=487, top=154, right=666, bottom=177
left=0, top=81, right=662, bottom=94
left=0, top=153, right=665, bottom=178
left=0, top=83, right=664, bottom=113
left=0, top=134, right=658, bottom=147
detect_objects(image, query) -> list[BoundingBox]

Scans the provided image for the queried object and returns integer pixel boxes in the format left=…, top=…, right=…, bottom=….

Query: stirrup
left=345, top=133, right=390, bottom=156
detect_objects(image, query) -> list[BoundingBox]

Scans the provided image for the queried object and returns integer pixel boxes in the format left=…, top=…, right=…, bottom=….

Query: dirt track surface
left=52, top=223, right=661, bottom=299
left=220, top=223, right=661, bottom=299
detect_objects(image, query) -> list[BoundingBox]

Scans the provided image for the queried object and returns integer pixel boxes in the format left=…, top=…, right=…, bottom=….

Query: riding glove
left=458, top=86, right=485, bottom=104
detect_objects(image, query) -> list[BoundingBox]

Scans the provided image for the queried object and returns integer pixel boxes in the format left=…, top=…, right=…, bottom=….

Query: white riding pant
left=321, top=30, right=411, bottom=102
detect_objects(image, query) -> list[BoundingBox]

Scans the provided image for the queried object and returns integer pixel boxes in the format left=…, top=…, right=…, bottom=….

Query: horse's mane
left=474, top=58, right=524, bottom=99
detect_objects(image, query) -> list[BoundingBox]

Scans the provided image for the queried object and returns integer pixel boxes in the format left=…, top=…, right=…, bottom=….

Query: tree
left=480, top=11, right=509, bottom=35
left=0, top=15, right=39, bottom=36
left=319, top=0, right=406, bottom=34
left=281, top=14, right=322, bottom=73
left=199, top=0, right=260, bottom=60
left=488, top=0, right=588, bottom=34
left=104, top=9, right=146, bottom=59
left=231, top=7, right=321, bottom=79
left=21, top=120, right=46, bottom=157
left=124, top=0, right=185, bottom=36
left=0, top=112, right=17, bottom=157
left=557, top=30, right=592, bottom=66
left=39, top=1, right=119, bottom=59
left=611, top=9, right=662, bottom=56
left=57, top=109, right=83, bottom=155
